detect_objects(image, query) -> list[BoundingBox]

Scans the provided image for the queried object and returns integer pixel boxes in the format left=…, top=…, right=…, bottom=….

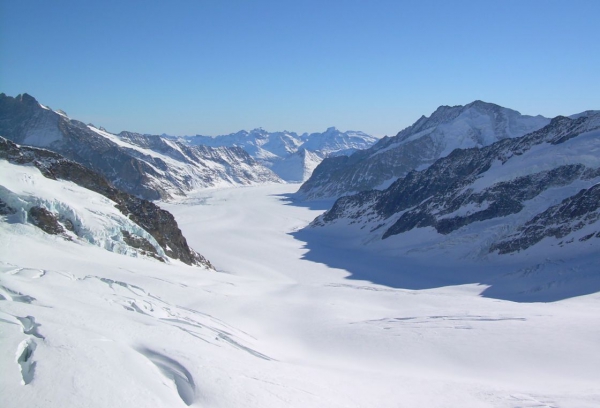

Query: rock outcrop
left=0, top=137, right=212, bottom=267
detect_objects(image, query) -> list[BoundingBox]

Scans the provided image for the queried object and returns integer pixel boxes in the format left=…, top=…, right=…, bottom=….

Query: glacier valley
left=1, top=183, right=599, bottom=408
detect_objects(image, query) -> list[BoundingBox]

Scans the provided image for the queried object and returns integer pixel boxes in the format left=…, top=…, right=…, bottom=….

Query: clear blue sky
left=1, top=0, right=598, bottom=137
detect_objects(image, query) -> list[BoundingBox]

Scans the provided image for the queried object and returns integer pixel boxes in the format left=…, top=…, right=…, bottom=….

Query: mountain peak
left=13, top=93, right=40, bottom=107
left=466, top=99, right=495, bottom=108
left=299, top=101, right=551, bottom=200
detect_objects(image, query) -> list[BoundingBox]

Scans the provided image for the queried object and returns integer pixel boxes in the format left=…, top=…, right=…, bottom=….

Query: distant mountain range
left=0, top=93, right=378, bottom=199
left=0, top=93, right=281, bottom=200
left=1, top=92, right=599, bottom=299
left=168, top=127, right=379, bottom=182
left=297, top=101, right=551, bottom=200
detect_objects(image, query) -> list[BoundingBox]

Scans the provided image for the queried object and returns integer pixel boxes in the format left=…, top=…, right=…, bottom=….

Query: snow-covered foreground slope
left=2, top=184, right=600, bottom=407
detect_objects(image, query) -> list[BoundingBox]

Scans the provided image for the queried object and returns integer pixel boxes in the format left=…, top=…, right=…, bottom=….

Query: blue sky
left=1, top=0, right=598, bottom=136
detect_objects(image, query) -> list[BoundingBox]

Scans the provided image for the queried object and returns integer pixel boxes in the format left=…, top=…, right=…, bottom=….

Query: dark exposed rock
left=28, top=206, right=65, bottom=235
left=121, top=230, right=158, bottom=253
left=385, top=164, right=589, bottom=237
left=0, top=198, right=16, bottom=215
left=121, top=230, right=164, bottom=261
left=62, top=218, right=75, bottom=232
left=490, top=184, right=600, bottom=254
left=0, top=137, right=213, bottom=268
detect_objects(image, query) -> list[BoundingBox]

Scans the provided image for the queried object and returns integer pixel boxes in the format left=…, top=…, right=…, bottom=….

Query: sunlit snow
left=1, top=183, right=599, bottom=407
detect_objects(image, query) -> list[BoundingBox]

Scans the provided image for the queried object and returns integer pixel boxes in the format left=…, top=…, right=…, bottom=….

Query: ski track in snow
left=0, top=183, right=599, bottom=407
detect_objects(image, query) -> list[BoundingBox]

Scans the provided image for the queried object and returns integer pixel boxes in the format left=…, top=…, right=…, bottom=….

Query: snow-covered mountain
left=0, top=137, right=211, bottom=267
left=310, top=111, right=600, bottom=296
left=2, top=94, right=600, bottom=407
left=298, top=101, right=551, bottom=200
left=172, top=127, right=378, bottom=182
left=0, top=93, right=281, bottom=200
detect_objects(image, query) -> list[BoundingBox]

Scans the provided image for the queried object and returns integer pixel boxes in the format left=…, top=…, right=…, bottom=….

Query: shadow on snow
left=279, top=194, right=600, bottom=303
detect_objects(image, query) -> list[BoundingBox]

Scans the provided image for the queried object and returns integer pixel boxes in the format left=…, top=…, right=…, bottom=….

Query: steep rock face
left=298, top=101, right=550, bottom=200
left=490, top=183, right=600, bottom=254
left=174, top=127, right=378, bottom=182
left=0, top=137, right=212, bottom=267
left=0, top=93, right=281, bottom=200
left=312, top=111, right=600, bottom=259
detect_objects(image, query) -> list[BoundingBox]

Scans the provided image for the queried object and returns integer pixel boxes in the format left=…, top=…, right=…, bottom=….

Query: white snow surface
left=375, top=103, right=550, bottom=158
left=0, top=160, right=167, bottom=260
left=270, top=149, right=323, bottom=182
left=1, top=183, right=599, bottom=407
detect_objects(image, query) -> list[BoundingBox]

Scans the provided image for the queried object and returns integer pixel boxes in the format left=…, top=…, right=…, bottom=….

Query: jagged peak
left=16, top=93, right=39, bottom=105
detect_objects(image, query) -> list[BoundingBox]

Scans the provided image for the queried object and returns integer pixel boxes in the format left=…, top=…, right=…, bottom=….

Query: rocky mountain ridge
left=312, top=111, right=600, bottom=261
left=0, top=93, right=281, bottom=200
left=298, top=101, right=550, bottom=200
left=0, top=137, right=212, bottom=267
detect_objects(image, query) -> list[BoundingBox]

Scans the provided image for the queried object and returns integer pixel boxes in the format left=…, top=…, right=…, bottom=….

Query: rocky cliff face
left=298, top=101, right=550, bottom=200
left=490, top=183, right=600, bottom=254
left=0, top=93, right=281, bottom=200
left=0, top=137, right=212, bottom=267
left=312, top=111, right=600, bottom=260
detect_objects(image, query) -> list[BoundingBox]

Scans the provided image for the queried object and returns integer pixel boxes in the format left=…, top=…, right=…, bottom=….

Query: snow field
left=1, top=183, right=599, bottom=407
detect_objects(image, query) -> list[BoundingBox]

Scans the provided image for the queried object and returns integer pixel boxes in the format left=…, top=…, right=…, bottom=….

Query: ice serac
left=0, top=137, right=212, bottom=267
left=172, top=127, right=378, bottom=182
left=312, top=111, right=600, bottom=261
left=298, top=101, right=551, bottom=200
left=0, top=93, right=281, bottom=200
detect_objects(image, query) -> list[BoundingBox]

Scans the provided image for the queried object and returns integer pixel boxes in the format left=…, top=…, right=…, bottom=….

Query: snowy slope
left=298, top=101, right=550, bottom=200
left=0, top=160, right=172, bottom=260
left=2, top=183, right=599, bottom=408
left=0, top=137, right=211, bottom=266
left=269, top=148, right=323, bottom=182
